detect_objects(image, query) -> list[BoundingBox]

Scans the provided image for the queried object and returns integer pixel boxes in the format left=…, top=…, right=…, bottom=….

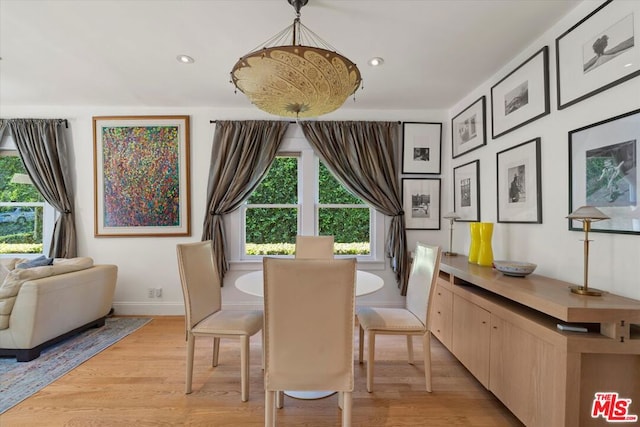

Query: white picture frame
left=402, top=122, right=442, bottom=174
left=497, top=138, right=542, bottom=223
left=453, top=160, right=480, bottom=222
left=491, top=47, right=550, bottom=139
left=402, top=178, right=441, bottom=230
left=451, top=97, right=487, bottom=159
left=556, top=0, right=640, bottom=110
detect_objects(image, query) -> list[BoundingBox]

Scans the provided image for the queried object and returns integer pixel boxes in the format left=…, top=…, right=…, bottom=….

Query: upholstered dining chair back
left=262, top=257, right=356, bottom=427
left=356, top=242, right=441, bottom=393
left=177, top=240, right=222, bottom=331
left=406, top=242, right=441, bottom=327
left=295, top=235, right=334, bottom=259
left=176, top=240, right=263, bottom=402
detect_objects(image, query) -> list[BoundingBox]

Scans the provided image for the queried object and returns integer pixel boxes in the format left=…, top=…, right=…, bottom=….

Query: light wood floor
left=1, top=316, right=523, bottom=426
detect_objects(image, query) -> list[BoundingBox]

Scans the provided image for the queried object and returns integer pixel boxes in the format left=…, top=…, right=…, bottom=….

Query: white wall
left=444, top=0, right=640, bottom=300
left=2, top=0, right=638, bottom=314
left=0, top=105, right=447, bottom=314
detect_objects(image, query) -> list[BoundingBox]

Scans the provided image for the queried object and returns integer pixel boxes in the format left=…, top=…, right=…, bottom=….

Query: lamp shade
left=230, top=0, right=362, bottom=119
left=443, top=211, right=460, bottom=220
left=567, top=206, right=610, bottom=221
left=231, top=45, right=361, bottom=118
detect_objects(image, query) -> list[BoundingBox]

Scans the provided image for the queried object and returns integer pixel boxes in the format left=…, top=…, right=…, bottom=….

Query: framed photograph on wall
left=556, top=0, right=640, bottom=110
left=451, top=96, right=487, bottom=159
left=402, top=178, right=441, bottom=230
left=491, top=47, right=550, bottom=139
left=93, top=115, right=191, bottom=237
left=453, top=160, right=480, bottom=222
left=402, top=122, right=442, bottom=174
left=497, top=138, right=542, bottom=223
left=569, top=108, right=639, bottom=234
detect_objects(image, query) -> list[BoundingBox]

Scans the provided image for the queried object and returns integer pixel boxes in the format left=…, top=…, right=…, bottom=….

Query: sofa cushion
left=16, top=255, right=54, bottom=269
left=0, top=263, right=9, bottom=285
left=0, top=257, right=95, bottom=330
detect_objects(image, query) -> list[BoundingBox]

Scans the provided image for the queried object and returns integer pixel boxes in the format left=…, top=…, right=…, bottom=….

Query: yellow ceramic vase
left=477, top=222, right=494, bottom=267
left=468, top=222, right=481, bottom=264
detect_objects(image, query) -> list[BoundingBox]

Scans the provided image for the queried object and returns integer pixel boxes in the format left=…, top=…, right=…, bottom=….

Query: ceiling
left=0, top=0, right=581, bottom=113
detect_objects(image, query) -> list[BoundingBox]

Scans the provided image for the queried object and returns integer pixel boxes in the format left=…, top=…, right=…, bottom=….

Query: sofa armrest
left=0, top=264, right=117, bottom=349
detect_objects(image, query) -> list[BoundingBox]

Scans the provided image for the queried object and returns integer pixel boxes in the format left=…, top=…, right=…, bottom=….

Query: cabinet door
left=452, top=294, right=491, bottom=387
left=489, top=315, right=560, bottom=427
left=430, top=280, right=453, bottom=349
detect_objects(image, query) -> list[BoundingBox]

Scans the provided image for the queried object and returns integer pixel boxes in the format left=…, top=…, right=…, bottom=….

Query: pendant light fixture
left=230, top=0, right=362, bottom=119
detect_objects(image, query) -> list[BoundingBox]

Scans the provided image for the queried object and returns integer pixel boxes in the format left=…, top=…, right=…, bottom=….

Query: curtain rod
left=209, top=120, right=402, bottom=124
left=209, top=120, right=296, bottom=124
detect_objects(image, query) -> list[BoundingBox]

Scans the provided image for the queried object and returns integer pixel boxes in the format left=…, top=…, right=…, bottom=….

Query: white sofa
left=0, top=257, right=117, bottom=361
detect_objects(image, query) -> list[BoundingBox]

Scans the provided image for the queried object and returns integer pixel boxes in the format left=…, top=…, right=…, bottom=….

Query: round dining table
left=235, top=269, right=384, bottom=298
left=234, top=268, right=384, bottom=400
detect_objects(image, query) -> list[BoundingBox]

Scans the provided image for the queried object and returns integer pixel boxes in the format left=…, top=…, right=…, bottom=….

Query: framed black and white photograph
left=402, top=122, right=442, bottom=174
left=569, top=108, right=639, bottom=234
left=451, top=96, right=487, bottom=159
left=491, top=47, right=550, bottom=139
left=497, top=138, right=542, bottom=223
left=402, top=178, right=441, bottom=230
left=453, top=160, right=480, bottom=222
left=556, top=0, right=640, bottom=110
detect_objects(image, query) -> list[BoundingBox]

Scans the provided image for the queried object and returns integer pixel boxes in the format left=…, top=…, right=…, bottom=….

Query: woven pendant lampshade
left=230, top=0, right=362, bottom=119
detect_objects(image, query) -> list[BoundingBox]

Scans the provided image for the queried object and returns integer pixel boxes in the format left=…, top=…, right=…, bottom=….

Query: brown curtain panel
left=299, top=121, right=410, bottom=294
left=5, top=119, right=77, bottom=258
left=202, top=120, right=288, bottom=284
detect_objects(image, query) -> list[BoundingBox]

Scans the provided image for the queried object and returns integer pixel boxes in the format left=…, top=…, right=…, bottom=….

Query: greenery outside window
left=244, top=156, right=299, bottom=256
left=242, top=152, right=374, bottom=257
left=0, top=151, right=49, bottom=255
left=317, top=162, right=370, bottom=255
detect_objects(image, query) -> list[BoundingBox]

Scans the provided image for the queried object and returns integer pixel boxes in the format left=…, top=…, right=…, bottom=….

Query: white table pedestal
left=284, top=391, right=336, bottom=399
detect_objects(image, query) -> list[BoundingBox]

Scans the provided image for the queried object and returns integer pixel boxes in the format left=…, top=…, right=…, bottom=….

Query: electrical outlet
left=147, top=288, right=155, bottom=298
left=154, top=287, right=163, bottom=298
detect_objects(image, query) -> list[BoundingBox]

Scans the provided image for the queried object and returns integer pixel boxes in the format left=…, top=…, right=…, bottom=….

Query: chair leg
left=423, top=332, right=432, bottom=392
left=185, top=333, right=195, bottom=394
left=261, top=329, right=265, bottom=370
left=366, top=330, right=375, bottom=392
left=342, top=391, right=352, bottom=427
left=276, top=391, right=284, bottom=409
left=358, top=325, right=364, bottom=364
left=338, top=390, right=343, bottom=410
left=240, top=335, right=250, bottom=402
left=212, top=337, right=220, bottom=367
left=407, top=335, right=414, bottom=365
left=265, top=390, right=275, bottom=427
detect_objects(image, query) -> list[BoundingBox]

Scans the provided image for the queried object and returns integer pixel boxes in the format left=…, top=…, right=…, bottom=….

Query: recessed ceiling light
left=177, top=55, right=195, bottom=64
left=368, top=57, right=384, bottom=67
left=624, top=62, right=633, bottom=68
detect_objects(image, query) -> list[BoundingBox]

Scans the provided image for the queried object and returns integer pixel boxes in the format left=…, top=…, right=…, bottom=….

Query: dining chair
left=176, top=240, right=263, bottom=402
left=295, top=235, right=334, bottom=259
left=356, top=242, right=442, bottom=392
left=263, top=257, right=356, bottom=427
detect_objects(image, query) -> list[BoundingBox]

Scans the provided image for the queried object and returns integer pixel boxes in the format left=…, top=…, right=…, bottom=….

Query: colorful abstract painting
left=93, top=116, right=190, bottom=237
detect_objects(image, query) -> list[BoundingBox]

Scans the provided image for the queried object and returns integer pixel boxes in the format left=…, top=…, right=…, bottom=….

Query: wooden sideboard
left=432, top=255, right=640, bottom=427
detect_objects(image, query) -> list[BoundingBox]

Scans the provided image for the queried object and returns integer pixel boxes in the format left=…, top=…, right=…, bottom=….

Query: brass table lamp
left=566, top=206, right=610, bottom=296
left=443, top=211, right=460, bottom=256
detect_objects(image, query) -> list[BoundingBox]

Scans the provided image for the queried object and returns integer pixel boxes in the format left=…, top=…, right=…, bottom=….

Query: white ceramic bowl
left=493, top=260, right=537, bottom=277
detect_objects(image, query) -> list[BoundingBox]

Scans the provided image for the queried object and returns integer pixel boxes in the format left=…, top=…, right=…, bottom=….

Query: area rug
left=0, top=317, right=151, bottom=414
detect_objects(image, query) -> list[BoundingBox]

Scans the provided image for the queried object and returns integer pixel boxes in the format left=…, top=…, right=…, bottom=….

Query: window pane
left=0, top=155, right=45, bottom=254
left=245, top=207, right=297, bottom=255
left=248, top=157, right=297, bottom=204
left=318, top=162, right=364, bottom=204
left=319, top=207, right=370, bottom=255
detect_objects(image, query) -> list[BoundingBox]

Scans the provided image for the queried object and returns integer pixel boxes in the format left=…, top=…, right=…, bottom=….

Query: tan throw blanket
left=0, top=257, right=94, bottom=329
